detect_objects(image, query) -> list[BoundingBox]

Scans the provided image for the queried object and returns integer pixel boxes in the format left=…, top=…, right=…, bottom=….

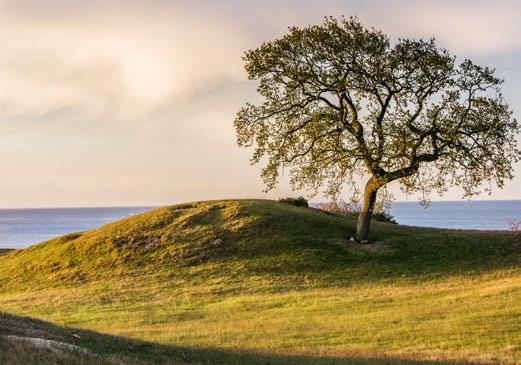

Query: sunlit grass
left=0, top=200, right=520, bottom=364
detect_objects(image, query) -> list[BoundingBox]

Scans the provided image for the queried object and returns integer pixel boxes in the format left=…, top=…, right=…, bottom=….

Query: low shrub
left=372, top=211, right=397, bottom=224
left=318, top=200, right=358, bottom=216
left=507, top=218, right=521, bottom=231
left=278, top=196, right=309, bottom=207
left=319, top=199, right=397, bottom=224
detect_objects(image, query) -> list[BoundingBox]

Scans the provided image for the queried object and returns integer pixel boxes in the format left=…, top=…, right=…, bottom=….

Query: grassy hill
left=0, top=249, right=14, bottom=256
left=0, top=199, right=520, bottom=364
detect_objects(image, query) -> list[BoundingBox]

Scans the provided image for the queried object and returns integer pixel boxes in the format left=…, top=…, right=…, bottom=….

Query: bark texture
left=356, top=177, right=381, bottom=241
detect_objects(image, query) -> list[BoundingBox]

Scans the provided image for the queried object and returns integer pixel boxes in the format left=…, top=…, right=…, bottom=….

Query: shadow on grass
left=0, top=312, right=489, bottom=365
left=216, top=203, right=521, bottom=284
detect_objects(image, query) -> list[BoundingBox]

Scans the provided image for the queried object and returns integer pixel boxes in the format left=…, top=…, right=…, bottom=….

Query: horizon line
left=0, top=198, right=519, bottom=210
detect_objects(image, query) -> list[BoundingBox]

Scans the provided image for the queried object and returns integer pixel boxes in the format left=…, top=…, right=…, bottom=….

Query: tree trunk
left=356, top=176, right=381, bottom=241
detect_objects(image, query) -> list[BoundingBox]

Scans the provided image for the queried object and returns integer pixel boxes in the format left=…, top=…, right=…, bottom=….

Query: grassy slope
left=0, top=249, right=14, bottom=256
left=0, top=200, right=519, bottom=364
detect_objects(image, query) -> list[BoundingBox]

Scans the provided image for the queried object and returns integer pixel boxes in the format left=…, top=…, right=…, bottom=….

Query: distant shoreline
left=0, top=199, right=520, bottom=210
left=1, top=201, right=520, bottom=250
left=0, top=205, right=156, bottom=211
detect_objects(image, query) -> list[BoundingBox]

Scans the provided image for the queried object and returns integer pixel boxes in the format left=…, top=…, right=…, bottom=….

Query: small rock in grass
left=72, top=334, right=81, bottom=339
left=349, top=237, right=356, bottom=242
left=212, top=238, right=223, bottom=246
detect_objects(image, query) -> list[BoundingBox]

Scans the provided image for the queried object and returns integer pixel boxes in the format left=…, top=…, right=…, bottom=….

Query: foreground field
left=0, top=200, right=520, bottom=364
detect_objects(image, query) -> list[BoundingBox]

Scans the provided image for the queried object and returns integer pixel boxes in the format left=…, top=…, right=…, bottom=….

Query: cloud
left=0, top=0, right=519, bottom=207
left=0, top=2, right=248, bottom=121
left=374, top=0, right=521, bottom=54
left=1, top=0, right=519, bottom=122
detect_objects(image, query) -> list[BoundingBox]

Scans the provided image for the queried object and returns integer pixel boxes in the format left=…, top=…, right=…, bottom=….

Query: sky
left=0, top=0, right=520, bottom=208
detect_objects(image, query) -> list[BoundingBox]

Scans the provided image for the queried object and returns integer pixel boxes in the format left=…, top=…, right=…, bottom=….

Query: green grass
left=0, top=312, right=499, bottom=365
left=0, top=249, right=14, bottom=256
left=0, top=199, right=520, bottom=364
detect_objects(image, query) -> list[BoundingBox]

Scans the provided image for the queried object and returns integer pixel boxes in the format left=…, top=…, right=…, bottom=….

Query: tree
left=234, top=17, right=520, bottom=241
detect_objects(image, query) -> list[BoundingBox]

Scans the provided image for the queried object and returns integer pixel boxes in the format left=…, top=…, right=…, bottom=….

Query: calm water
left=0, top=207, right=152, bottom=249
left=0, top=201, right=520, bottom=249
left=391, top=200, right=521, bottom=230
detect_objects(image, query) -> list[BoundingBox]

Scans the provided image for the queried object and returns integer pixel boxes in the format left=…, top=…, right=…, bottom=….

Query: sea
left=391, top=200, right=521, bottom=231
left=0, top=201, right=520, bottom=249
left=0, top=207, right=151, bottom=249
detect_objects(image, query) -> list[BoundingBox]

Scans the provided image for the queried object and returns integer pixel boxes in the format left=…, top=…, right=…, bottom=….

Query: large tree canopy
left=234, top=16, right=520, bottom=240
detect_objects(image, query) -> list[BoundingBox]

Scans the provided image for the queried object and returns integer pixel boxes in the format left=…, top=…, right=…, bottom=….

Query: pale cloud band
left=0, top=0, right=519, bottom=207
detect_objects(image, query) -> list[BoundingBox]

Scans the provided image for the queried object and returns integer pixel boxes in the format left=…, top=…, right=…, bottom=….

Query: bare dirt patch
left=343, top=240, right=392, bottom=253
